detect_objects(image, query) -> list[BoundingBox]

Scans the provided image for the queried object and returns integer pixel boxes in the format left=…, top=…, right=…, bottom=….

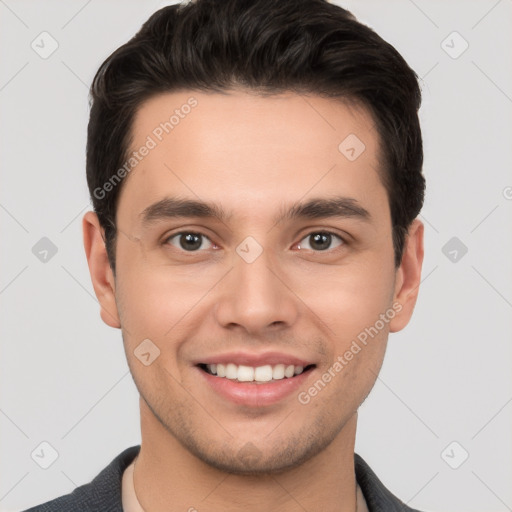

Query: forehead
left=117, top=90, right=387, bottom=229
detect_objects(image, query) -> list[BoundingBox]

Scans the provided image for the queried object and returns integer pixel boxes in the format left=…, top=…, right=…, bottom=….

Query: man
left=25, top=0, right=425, bottom=510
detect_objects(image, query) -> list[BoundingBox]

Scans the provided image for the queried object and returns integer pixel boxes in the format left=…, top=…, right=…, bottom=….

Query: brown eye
left=165, top=232, right=213, bottom=251
left=297, top=232, right=344, bottom=251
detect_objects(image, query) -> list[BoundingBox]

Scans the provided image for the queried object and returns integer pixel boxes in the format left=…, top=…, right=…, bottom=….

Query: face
left=85, top=90, right=423, bottom=474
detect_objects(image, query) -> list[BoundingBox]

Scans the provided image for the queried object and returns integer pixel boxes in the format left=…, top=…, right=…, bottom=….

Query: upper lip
left=195, top=351, right=315, bottom=367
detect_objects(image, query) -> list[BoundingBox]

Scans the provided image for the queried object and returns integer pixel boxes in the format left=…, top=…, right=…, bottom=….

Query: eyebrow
left=139, top=195, right=371, bottom=228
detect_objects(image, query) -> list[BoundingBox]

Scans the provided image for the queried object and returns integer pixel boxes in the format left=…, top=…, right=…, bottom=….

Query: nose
left=214, top=245, right=299, bottom=336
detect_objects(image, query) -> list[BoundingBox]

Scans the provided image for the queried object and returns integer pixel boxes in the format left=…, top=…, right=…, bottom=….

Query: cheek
left=114, top=243, right=225, bottom=346
left=293, top=259, right=396, bottom=341
left=115, top=271, right=191, bottom=342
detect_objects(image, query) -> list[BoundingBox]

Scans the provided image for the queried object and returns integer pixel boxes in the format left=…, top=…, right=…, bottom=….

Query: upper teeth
left=207, top=363, right=304, bottom=382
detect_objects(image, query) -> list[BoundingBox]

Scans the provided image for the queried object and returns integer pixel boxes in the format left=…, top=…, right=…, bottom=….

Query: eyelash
left=163, top=230, right=347, bottom=253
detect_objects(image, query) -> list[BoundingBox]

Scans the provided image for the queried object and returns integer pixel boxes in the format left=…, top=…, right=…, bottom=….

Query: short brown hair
left=87, top=0, right=425, bottom=273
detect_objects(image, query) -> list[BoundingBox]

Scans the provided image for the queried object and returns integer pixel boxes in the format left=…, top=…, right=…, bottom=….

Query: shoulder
left=23, top=447, right=424, bottom=511
left=354, top=452, right=426, bottom=512
left=22, top=445, right=140, bottom=512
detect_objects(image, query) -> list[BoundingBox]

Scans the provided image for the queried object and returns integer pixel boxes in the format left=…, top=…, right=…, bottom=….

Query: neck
left=133, top=398, right=359, bottom=512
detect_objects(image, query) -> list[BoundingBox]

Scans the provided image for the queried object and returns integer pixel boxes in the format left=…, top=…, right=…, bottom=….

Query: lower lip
left=197, top=366, right=314, bottom=407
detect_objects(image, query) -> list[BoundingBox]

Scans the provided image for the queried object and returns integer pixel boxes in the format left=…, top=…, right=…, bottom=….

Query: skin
left=83, top=90, right=424, bottom=512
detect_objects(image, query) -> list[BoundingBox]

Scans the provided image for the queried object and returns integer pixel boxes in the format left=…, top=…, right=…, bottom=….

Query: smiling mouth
left=197, top=363, right=316, bottom=383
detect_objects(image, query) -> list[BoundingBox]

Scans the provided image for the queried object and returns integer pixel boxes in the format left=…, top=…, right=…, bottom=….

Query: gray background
left=1, top=1, right=511, bottom=511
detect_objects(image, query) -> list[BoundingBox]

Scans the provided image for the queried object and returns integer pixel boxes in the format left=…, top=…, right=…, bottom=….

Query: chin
left=178, top=420, right=337, bottom=476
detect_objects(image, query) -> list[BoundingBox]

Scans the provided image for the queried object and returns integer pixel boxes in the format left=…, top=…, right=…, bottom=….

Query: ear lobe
left=82, top=211, right=121, bottom=329
left=389, top=219, right=424, bottom=333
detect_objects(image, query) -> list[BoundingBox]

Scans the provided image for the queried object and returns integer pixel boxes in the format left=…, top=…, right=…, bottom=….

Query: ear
left=82, top=211, right=121, bottom=329
left=389, top=219, right=424, bottom=333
